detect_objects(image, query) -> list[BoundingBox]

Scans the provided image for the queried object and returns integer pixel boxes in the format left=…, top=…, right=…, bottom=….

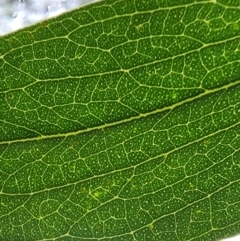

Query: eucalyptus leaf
left=1, top=0, right=240, bottom=240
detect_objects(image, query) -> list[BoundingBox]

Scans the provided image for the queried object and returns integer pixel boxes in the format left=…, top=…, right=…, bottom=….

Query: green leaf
left=1, top=0, right=240, bottom=240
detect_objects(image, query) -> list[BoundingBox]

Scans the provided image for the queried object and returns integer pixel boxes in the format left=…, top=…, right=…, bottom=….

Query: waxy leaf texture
left=0, top=0, right=240, bottom=240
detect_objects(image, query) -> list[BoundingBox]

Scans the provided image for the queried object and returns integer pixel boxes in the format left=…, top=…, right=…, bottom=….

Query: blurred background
left=0, top=0, right=96, bottom=35
left=0, top=0, right=240, bottom=240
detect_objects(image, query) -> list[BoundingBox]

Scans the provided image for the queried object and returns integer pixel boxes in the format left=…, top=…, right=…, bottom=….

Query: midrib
left=1, top=78, right=239, bottom=145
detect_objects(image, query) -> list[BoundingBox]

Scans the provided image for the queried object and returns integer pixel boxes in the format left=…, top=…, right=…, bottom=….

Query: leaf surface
left=0, top=0, right=240, bottom=240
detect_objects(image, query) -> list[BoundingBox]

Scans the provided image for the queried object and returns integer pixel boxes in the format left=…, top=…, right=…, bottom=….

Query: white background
left=0, top=1, right=239, bottom=241
left=0, top=0, right=97, bottom=35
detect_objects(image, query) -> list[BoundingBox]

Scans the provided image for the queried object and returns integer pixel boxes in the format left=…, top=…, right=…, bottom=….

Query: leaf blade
left=1, top=0, right=240, bottom=240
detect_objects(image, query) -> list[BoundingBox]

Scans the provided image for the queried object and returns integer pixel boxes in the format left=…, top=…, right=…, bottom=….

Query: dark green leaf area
left=1, top=82, right=240, bottom=240
left=1, top=0, right=240, bottom=240
left=0, top=63, right=35, bottom=91
left=2, top=1, right=240, bottom=143
left=0, top=65, right=204, bottom=141
left=1, top=85, right=240, bottom=192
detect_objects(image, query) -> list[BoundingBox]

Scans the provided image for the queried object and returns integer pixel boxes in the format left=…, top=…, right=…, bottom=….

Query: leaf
left=0, top=0, right=240, bottom=240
